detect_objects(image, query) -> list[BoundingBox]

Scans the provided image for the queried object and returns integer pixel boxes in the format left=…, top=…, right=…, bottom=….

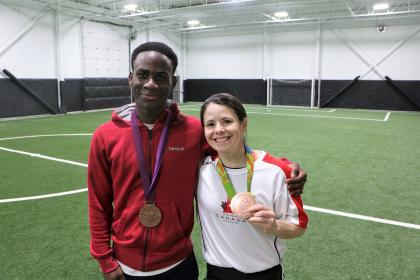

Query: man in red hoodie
left=87, top=42, right=307, bottom=280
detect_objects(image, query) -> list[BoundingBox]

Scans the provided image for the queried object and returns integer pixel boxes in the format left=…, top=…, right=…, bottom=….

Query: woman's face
left=202, top=103, right=247, bottom=155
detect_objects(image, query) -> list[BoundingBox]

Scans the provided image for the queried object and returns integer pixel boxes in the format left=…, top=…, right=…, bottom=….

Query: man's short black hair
left=131, top=41, right=178, bottom=74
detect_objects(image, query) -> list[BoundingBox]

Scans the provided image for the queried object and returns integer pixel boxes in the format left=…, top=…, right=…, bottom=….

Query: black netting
left=271, top=79, right=312, bottom=106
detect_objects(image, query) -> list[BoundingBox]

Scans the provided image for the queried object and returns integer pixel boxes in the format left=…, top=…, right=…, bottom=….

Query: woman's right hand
left=247, top=204, right=277, bottom=233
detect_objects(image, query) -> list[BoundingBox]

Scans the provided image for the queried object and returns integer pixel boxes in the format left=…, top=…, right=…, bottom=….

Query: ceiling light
left=373, top=3, right=389, bottom=10
left=119, top=10, right=159, bottom=18
left=274, top=11, right=288, bottom=18
left=180, top=25, right=216, bottom=31
left=187, top=20, right=200, bottom=26
left=123, top=4, right=138, bottom=12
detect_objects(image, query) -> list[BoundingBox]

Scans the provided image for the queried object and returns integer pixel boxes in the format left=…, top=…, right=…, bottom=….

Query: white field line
left=182, top=105, right=420, bottom=115
left=239, top=110, right=386, bottom=122
left=244, top=106, right=332, bottom=113
left=0, top=133, right=92, bottom=141
left=182, top=104, right=336, bottom=113
left=1, top=134, right=419, bottom=230
left=67, top=108, right=113, bottom=114
left=181, top=108, right=385, bottom=122
left=304, top=206, right=420, bottom=230
left=1, top=183, right=418, bottom=230
left=0, top=114, right=53, bottom=121
left=0, top=108, right=113, bottom=121
left=178, top=103, right=202, bottom=108
left=333, top=108, right=420, bottom=114
left=258, top=104, right=313, bottom=109
left=0, top=188, right=87, bottom=203
left=384, top=112, right=391, bottom=122
left=1, top=107, right=416, bottom=122
left=393, top=111, right=420, bottom=115
left=0, top=146, right=88, bottom=168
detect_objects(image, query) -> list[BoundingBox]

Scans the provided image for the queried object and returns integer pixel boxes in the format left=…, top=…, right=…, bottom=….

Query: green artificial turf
left=1, top=105, right=419, bottom=279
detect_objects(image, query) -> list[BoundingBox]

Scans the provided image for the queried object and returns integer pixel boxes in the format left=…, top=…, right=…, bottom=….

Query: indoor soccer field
left=0, top=104, right=419, bottom=279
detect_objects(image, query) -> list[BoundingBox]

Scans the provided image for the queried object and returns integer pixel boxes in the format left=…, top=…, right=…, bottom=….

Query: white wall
left=82, top=21, right=130, bottom=78
left=268, top=29, right=318, bottom=79
left=185, top=18, right=420, bottom=81
left=61, top=16, right=83, bottom=78
left=0, top=3, right=57, bottom=78
left=0, top=2, right=133, bottom=79
left=372, top=24, right=420, bottom=80
left=1, top=1, right=419, bottom=82
left=322, top=22, right=420, bottom=80
left=131, top=29, right=183, bottom=76
left=186, top=32, right=264, bottom=79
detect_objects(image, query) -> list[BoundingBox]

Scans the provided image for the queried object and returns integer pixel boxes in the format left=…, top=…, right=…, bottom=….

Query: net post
left=310, top=78, right=315, bottom=109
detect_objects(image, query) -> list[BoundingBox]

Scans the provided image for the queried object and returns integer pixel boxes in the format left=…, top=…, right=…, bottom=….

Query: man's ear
left=172, top=76, right=177, bottom=89
left=128, top=72, right=133, bottom=86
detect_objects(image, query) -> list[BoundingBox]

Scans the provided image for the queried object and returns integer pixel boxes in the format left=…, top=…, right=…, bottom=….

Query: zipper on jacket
left=142, top=228, right=151, bottom=271
left=147, top=129, right=153, bottom=179
left=142, top=129, right=153, bottom=271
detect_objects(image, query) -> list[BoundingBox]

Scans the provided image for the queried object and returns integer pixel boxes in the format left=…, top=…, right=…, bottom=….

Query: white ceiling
left=2, top=0, right=420, bottom=32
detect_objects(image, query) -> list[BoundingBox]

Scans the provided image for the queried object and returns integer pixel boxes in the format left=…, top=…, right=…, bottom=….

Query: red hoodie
left=88, top=102, right=207, bottom=273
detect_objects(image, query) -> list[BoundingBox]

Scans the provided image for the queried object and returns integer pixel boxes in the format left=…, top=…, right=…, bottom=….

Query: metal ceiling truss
left=1, top=0, right=420, bottom=32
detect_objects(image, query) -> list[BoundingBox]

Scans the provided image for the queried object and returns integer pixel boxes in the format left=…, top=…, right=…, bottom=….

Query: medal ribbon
left=215, top=146, right=254, bottom=200
left=131, top=108, right=172, bottom=200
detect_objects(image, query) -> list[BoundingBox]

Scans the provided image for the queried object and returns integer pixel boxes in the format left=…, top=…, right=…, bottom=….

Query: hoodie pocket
left=150, top=203, right=186, bottom=253
left=112, top=204, right=144, bottom=246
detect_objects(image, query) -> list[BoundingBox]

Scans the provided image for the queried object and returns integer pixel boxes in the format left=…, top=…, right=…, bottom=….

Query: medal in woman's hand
left=230, top=192, right=256, bottom=219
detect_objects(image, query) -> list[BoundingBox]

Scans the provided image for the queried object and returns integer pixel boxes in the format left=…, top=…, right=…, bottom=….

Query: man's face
left=129, top=51, right=175, bottom=117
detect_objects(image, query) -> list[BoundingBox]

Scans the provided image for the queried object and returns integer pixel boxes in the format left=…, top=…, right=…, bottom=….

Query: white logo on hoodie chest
left=168, top=146, right=185, bottom=151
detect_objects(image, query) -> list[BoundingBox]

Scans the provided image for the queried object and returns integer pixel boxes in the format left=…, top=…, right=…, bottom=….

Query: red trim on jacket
left=262, top=152, right=308, bottom=229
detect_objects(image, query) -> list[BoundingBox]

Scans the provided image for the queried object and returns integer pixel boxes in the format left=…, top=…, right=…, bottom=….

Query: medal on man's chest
left=139, top=203, right=162, bottom=228
left=131, top=109, right=172, bottom=229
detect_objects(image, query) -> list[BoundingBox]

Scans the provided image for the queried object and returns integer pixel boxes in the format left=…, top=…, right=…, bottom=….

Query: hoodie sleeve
left=87, top=126, right=119, bottom=273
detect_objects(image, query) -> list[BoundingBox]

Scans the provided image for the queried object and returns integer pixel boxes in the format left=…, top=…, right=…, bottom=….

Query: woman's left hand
left=247, top=204, right=277, bottom=234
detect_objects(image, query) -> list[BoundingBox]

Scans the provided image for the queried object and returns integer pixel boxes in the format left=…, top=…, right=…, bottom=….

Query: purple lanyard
left=130, top=109, right=172, bottom=200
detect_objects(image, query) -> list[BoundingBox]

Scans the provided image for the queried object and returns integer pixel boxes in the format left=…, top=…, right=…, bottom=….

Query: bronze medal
left=231, top=192, right=256, bottom=219
left=139, top=203, right=162, bottom=228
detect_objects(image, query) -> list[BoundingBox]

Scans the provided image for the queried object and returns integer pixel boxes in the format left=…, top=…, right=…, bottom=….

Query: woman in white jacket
left=197, top=93, right=308, bottom=280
